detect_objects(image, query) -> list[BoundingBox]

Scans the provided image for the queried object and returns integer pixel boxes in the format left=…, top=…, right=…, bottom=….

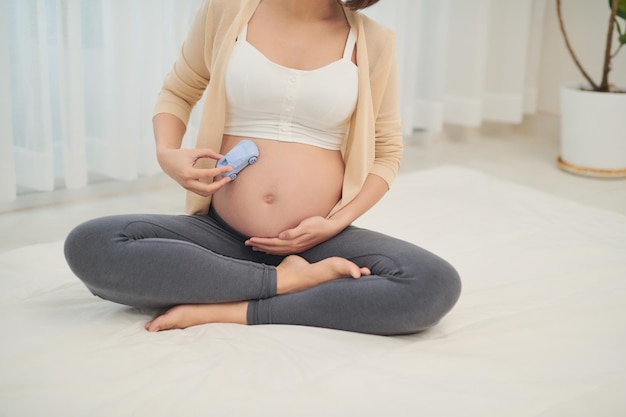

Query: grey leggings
left=64, top=208, right=461, bottom=335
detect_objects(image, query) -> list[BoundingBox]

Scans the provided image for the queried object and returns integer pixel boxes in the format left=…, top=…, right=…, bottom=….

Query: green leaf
left=620, top=32, right=626, bottom=45
left=609, top=0, right=626, bottom=20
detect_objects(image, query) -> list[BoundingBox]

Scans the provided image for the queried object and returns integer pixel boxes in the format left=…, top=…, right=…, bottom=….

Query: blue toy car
left=216, top=139, right=259, bottom=181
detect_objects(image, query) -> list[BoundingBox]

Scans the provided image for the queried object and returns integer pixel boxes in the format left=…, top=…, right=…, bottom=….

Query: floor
left=1, top=114, right=625, bottom=253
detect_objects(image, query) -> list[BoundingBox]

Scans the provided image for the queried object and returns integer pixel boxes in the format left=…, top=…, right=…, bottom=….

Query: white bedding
left=1, top=166, right=625, bottom=417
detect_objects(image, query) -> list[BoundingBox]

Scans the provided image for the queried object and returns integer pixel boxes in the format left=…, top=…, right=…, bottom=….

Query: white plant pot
left=559, top=85, right=626, bottom=178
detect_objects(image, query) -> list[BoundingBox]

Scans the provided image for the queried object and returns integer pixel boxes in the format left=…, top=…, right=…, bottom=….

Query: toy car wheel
left=229, top=173, right=237, bottom=181
left=248, top=156, right=257, bottom=164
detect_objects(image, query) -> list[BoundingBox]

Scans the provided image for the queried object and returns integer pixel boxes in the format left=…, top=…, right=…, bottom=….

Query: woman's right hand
left=157, top=148, right=233, bottom=197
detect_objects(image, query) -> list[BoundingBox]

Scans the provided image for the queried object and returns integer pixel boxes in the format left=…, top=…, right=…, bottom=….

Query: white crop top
left=224, top=24, right=358, bottom=150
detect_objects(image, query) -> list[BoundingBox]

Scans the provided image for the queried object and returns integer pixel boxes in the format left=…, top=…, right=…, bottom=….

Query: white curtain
left=0, top=0, right=201, bottom=202
left=1, top=0, right=548, bottom=202
left=365, top=0, right=548, bottom=135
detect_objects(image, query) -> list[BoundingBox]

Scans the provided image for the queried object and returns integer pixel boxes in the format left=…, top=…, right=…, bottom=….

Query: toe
left=145, top=319, right=160, bottom=332
left=348, top=263, right=361, bottom=278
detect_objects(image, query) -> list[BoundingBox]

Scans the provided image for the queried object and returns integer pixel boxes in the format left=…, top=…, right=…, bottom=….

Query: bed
left=2, top=166, right=625, bottom=417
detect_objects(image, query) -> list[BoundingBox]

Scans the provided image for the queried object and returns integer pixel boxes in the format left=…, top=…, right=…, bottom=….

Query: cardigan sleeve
left=153, top=0, right=212, bottom=126
left=369, top=33, right=403, bottom=188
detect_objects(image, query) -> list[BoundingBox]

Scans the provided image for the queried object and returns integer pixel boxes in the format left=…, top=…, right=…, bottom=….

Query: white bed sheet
left=1, top=166, right=625, bottom=417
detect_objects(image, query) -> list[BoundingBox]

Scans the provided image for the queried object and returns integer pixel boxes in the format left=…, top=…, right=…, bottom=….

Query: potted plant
left=556, top=0, right=626, bottom=177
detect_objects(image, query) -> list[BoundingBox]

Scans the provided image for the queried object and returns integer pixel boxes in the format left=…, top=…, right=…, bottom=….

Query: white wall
left=538, top=0, right=626, bottom=115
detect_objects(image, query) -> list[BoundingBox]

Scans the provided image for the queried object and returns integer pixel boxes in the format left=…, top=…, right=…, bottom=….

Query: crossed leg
left=145, top=254, right=371, bottom=331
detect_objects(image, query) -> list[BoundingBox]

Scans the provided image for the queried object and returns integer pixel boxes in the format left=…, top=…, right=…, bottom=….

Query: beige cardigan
left=154, top=0, right=403, bottom=216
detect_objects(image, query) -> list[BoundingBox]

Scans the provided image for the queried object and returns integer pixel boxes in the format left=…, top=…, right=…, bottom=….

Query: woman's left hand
left=245, top=216, right=344, bottom=255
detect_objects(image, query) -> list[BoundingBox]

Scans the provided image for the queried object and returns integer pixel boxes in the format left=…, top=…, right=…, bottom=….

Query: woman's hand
left=245, top=216, right=345, bottom=255
left=157, top=148, right=232, bottom=197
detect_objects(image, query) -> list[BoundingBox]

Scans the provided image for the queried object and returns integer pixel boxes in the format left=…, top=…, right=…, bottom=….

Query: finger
left=211, top=175, right=232, bottom=188
left=277, top=227, right=307, bottom=240
left=186, top=176, right=231, bottom=196
left=191, top=148, right=224, bottom=161
left=192, top=165, right=233, bottom=179
left=278, top=217, right=321, bottom=240
left=246, top=237, right=284, bottom=246
left=246, top=238, right=295, bottom=255
left=277, top=230, right=291, bottom=240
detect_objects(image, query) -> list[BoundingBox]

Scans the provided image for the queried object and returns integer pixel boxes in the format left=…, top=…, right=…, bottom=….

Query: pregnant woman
left=64, top=0, right=461, bottom=335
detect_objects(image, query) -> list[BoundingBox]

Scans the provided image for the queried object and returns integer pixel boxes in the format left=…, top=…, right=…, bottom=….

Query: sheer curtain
left=0, top=0, right=201, bottom=202
left=365, top=0, right=548, bottom=135
left=0, top=0, right=547, bottom=202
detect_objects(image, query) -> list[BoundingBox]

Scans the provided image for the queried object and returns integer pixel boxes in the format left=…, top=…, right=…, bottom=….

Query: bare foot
left=276, top=255, right=370, bottom=294
left=145, top=301, right=247, bottom=332
left=145, top=256, right=369, bottom=332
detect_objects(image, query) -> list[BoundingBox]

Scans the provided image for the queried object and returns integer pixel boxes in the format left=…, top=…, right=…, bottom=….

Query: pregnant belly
left=211, top=136, right=345, bottom=238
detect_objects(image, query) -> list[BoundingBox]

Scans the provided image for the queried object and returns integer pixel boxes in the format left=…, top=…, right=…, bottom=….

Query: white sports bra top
left=224, top=24, right=358, bottom=150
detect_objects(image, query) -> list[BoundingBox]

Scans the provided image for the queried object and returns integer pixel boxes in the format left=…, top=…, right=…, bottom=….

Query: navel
left=262, top=194, right=276, bottom=204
